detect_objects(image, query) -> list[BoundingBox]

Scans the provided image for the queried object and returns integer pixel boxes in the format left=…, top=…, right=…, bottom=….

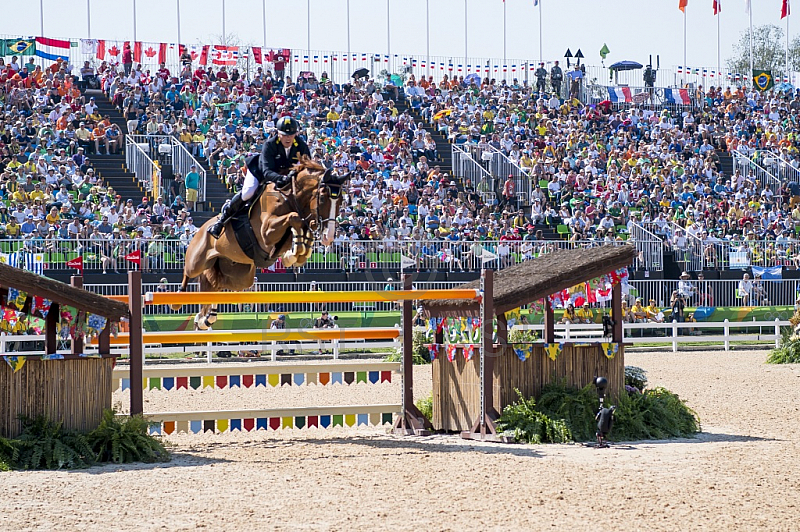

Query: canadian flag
left=211, top=45, right=239, bottom=66
left=180, top=44, right=208, bottom=65
left=125, top=250, right=141, bottom=266
left=251, top=46, right=263, bottom=64
left=123, top=41, right=143, bottom=62
left=66, top=256, right=83, bottom=273
left=96, top=40, right=105, bottom=60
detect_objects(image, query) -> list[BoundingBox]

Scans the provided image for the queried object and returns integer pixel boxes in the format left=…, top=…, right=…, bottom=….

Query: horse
left=178, top=157, right=348, bottom=329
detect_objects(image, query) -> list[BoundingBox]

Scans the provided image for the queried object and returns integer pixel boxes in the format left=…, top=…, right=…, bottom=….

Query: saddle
left=230, top=181, right=273, bottom=267
left=229, top=179, right=295, bottom=268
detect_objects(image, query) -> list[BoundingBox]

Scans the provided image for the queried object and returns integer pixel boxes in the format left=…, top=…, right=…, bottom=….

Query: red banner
left=251, top=46, right=262, bottom=64
left=66, top=256, right=83, bottom=273
left=125, top=250, right=141, bottom=266
left=211, top=45, right=239, bottom=66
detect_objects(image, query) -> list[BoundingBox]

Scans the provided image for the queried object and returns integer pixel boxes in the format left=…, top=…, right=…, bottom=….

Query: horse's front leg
left=265, top=212, right=307, bottom=267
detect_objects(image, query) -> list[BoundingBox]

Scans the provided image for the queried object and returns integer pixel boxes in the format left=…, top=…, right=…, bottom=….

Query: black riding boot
left=208, top=193, right=246, bottom=239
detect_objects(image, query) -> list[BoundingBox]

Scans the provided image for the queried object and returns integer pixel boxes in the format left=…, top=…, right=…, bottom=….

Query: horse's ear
left=334, top=172, right=351, bottom=185
left=321, top=167, right=334, bottom=183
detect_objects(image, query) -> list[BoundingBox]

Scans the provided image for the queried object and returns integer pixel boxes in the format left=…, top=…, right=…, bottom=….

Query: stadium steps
left=718, top=153, right=734, bottom=177
left=395, top=100, right=454, bottom=176
left=80, top=89, right=149, bottom=206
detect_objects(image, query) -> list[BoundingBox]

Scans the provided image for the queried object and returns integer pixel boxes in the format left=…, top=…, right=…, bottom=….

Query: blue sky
left=2, top=0, right=794, bottom=70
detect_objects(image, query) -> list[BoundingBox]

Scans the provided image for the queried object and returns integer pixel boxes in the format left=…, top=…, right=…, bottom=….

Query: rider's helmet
left=276, top=116, right=299, bottom=136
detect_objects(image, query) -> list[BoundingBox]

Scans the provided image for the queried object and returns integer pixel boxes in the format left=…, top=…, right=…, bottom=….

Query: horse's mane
left=293, top=155, right=327, bottom=175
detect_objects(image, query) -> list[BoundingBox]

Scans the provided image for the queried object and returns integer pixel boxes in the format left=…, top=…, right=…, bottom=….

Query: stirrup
left=208, top=221, right=225, bottom=239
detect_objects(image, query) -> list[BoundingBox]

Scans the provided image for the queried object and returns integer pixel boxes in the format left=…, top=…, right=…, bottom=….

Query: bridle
left=280, top=167, right=345, bottom=240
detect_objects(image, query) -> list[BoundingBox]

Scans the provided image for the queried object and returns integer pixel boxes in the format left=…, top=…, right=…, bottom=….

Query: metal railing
left=699, top=238, right=799, bottom=270
left=171, top=137, right=208, bottom=204
left=451, top=143, right=497, bottom=205
left=3, top=236, right=657, bottom=275
left=628, top=223, right=664, bottom=271
left=125, top=136, right=158, bottom=198
left=128, top=134, right=207, bottom=203
left=732, top=149, right=782, bottom=195
left=451, top=143, right=531, bottom=207
left=640, top=220, right=702, bottom=271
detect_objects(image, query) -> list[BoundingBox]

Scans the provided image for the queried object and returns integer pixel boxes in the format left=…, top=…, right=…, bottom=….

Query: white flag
left=481, top=249, right=498, bottom=264
left=400, top=255, right=416, bottom=269
left=80, top=39, right=98, bottom=55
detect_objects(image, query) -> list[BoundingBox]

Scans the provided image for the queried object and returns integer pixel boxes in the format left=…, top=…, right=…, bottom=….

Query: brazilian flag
left=753, top=70, right=774, bottom=92
left=1, top=39, right=35, bottom=56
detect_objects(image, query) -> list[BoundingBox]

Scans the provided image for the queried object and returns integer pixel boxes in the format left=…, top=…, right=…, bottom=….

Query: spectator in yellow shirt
left=29, top=183, right=46, bottom=202
left=326, top=108, right=340, bottom=122
left=5, top=219, right=20, bottom=237
left=630, top=298, right=648, bottom=323
left=645, top=300, right=664, bottom=323
left=575, top=304, right=594, bottom=324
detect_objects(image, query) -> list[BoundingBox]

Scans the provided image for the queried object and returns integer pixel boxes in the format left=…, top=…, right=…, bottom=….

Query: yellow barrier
left=105, top=289, right=480, bottom=306
left=93, top=327, right=401, bottom=346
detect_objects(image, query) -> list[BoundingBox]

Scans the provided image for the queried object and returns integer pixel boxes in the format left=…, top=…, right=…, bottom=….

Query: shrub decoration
left=0, top=410, right=170, bottom=470
left=498, top=380, right=700, bottom=444
left=767, top=325, right=800, bottom=364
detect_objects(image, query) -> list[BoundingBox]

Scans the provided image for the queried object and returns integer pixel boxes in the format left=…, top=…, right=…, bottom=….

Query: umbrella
left=776, top=82, right=794, bottom=92
left=464, top=73, right=481, bottom=86
left=609, top=61, right=643, bottom=71
left=352, top=68, right=369, bottom=79
left=390, top=74, right=403, bottom=85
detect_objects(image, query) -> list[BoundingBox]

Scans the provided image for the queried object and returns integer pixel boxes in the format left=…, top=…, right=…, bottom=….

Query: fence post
left=206, top=341, right=213, bottom=364
left=271, top=341, right=277, bottom=362
left=672, top=320, right=678, bottom=352
left=724, top=319, right=730, bottom=351
left=333, top=339, right=339, bottom=360
left=775, top=318, right=781, bottom=348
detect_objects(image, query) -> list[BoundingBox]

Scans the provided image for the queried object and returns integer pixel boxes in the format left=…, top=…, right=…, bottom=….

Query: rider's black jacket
left=246, top=134, right=312, bottom=183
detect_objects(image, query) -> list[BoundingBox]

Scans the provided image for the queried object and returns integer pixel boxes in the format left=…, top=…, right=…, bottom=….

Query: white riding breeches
left=241, top=170, right=259, bottom=201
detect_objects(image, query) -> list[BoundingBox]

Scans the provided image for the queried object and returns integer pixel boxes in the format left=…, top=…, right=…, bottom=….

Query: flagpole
left=262, top=0, right=266, bottom=48
left=386, top=0, right=390, bottom=69
left=683, top=7, right=687, bottom=85
left=306, top=0, right=310, bottom=57
left=177, top=0, right=181, bottom=47
left=749, top=4, right=753, bottom=88
left=464, top=0, right=468, bottom=70
left=133, top=0, right=137, bottom=42
left=39, top=0, right=44, bottom=37
left=346, top=0, right=350, bottom=66
left=717, top=5, right=721, bottom=78
left=426, top=0, right=430, bottom=69
left=87, top=0, right=91, bottom=38
left=503, top=0, right=507, bottom=67
left=787, top=8, right=790, bottom=83
left=539, top=0, right=543, bottom=64
left=222, top=0, right=227, bottom=45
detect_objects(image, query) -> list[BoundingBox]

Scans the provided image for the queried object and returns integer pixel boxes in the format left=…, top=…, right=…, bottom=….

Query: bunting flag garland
left=79, top=352, right=102, bottom=359
left=514, top=344, right=531, bottom=361
left=41, top=353, right=65, bottom=360
left=85, top=313, right=108, bottom=337
left=446, top=344, right=457, bottom=362
left=600, top=342, right=619, bottom=359
left=7, top=288, right=26, bottom=310
left=427, top=344, right=438, bottom=361
left=1, top=308, right=22, bottom=331
left=463, top=344, right=475, bottom=361
left=31, top=296, right=51, bottom=318
left=543, top=342, right=564, bottom=361
left=3, top=355, right=26, bottom=373
left=59, top=305, right=78, bottom=340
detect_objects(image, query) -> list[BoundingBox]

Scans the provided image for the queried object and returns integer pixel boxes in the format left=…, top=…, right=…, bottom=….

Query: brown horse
left=179, top=158, right=348, bottom=329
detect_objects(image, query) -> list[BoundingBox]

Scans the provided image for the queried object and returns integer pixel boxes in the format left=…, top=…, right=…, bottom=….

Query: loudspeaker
left=161, top=164, right=173, bottom=180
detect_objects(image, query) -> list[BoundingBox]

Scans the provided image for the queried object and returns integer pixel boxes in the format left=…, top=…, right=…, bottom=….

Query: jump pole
left=393, top=273, right=432, bottom=435
left=128, top=270, right=144, bottom=416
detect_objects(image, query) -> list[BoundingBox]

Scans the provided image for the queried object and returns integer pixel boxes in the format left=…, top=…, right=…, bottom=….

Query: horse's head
left=290, top=159, right=350, bottom=247
left=317, top=167, right=350, bottom=246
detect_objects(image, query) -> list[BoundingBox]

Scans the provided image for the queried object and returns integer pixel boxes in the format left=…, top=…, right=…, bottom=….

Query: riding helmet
left=276, top=116, right=299, bottom=136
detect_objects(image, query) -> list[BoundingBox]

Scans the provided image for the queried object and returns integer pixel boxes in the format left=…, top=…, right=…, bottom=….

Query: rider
left=208, top=116, right=311, bottom=239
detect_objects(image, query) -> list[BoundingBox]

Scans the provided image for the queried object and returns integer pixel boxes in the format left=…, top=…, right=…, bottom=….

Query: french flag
left=665, top=88, right=692, bottom=105
left=35, top=37, right=70, bottom=61
left=607, top=86, right=632, bottom=103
